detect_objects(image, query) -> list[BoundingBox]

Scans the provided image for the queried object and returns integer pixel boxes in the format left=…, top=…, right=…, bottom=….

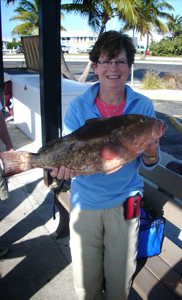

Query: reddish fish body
left=0, top=114, right=167, bottom=177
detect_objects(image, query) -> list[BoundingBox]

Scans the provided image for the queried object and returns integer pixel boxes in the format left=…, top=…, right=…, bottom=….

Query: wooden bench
left=132, top=162, right=182, bottom=300
left=51, top=162, right=182, bottom=300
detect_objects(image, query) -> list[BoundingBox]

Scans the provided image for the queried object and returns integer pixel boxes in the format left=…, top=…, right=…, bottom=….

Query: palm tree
left=10, top=0, right=39, bottom=36
left=10, top=0, right=66, bottom=35
left=62, top=0, right=139, bottom=37
left=61, top=0, right=139, bottom=82
left=9, top=0, right=74, bottom=79
left=123, top=0, right=174, bottom=58
left=167, top=14, right=182, bottom=42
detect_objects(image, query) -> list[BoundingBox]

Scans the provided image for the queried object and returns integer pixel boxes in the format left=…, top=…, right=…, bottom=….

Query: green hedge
left=6, top=41, right=21, bottom=49
left=149, top=35, right=182, bottom=57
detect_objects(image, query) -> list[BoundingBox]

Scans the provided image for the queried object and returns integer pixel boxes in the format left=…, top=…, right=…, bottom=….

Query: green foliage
left=6, top=41, right=21, bottom=49
left=123, top=0, right=171, bottom=40
left=167, top=14, right=182, bottom=41
left=149, top=35, right=182, bottom=56
left=10, top=0, right=38, bottom=36
left=141, top=71, right=164, bottom=90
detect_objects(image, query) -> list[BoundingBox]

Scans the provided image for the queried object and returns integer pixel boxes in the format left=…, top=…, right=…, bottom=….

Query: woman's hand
left=50, top=166, right=75, bottom=180
left=144, top=138, right=159, bottom=157
left=142, top=138, right=159, bottom=166
left=7, top=148, right=14, bottom=152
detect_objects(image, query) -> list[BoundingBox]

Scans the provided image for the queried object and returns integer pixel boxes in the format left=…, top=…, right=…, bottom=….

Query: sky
left=1, top=0, right=182, bottom=41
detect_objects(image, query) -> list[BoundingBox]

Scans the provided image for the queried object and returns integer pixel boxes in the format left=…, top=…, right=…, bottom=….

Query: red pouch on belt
left=123, top=194, right=141, bottom=220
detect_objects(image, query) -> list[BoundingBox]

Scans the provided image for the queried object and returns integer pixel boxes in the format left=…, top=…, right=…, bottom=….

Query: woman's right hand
left=50, top=166, right=75, bottom=180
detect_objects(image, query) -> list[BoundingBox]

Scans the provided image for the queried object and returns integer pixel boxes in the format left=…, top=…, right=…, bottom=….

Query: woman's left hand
left=144, top=138, right=159, bottom=157
left=142, top=138, right=159, bottom=165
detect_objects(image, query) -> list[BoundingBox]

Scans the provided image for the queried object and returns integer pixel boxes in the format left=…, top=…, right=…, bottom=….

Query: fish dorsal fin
left=38, top=136, right=64, bottom=153
left=85, top=117, right=105, bottom=124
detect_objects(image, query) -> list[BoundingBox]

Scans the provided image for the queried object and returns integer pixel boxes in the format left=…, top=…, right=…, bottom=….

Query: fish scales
left=0, top=114, right=167, bottom=178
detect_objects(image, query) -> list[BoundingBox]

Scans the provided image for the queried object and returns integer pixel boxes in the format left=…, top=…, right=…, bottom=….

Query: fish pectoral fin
left=104, top=165, right=123, bottom=175
left=100, top=145, right=125, bottom=160
left=85, top=117, right=104, bottom=125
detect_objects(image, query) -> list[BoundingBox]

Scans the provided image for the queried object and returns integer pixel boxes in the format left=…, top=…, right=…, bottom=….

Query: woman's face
left=93, top=49, right=131, bottom=91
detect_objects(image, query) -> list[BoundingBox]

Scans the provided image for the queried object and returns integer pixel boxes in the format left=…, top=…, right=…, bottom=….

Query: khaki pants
left=70, top=204, right=140, bottom=300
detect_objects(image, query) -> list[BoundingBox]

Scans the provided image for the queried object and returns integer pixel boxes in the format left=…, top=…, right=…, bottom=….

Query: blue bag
left=137, top=207, right=166, bottom=259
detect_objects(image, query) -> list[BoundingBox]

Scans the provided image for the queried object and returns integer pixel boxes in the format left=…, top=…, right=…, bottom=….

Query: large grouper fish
left=0, top=114, right=167, bottom=178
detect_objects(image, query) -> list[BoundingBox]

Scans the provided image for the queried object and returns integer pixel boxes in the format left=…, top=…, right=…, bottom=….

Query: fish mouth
left=162, top=124, right=168, bottom=135
left=153, top=119, right=167, bottom=137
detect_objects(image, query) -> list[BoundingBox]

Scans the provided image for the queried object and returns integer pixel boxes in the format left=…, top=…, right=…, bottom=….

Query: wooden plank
left=55, top=191, right=70, bottom=212
left=141, top=256, right=182, bottom=299
left=140, top=164, right=182, bottom=201
left=133, top=262, right=177, bottom=300
left=143, top=182, right=182, bottom=229
left=160, top=237, right=182, bottom=275
left=54, top=179, right=182, bottom=226
left=21, top=36, right=39, bottom=71
left=128, top=287, right=143, bottom=300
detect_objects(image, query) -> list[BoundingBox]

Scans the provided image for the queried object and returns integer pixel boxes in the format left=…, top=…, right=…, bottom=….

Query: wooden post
left=38, top=0, right=62, bottom=186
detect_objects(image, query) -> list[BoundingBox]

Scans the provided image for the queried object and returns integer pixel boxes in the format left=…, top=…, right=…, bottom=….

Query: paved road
left=64, top=61, right=182, bottom=85
left=155, top=109, right=182, bottom=162
left=3, top=58, right=182, bottom=84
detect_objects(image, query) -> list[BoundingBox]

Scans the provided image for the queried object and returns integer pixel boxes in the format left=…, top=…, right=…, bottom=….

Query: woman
left=51, top=31, right=159, bottom=300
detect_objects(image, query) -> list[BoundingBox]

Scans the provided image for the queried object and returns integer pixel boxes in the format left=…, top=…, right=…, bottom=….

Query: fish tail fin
left=0, top=151, right=35, bottom=177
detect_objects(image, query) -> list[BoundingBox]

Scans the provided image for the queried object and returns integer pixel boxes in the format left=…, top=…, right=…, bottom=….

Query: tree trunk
left=142, top=34, right=149, bottom=60
left=61, top=50, right=76, bottom=81
left=78, top=60, right=92, bottom=82
left=77, top=17, right=107, bottom=83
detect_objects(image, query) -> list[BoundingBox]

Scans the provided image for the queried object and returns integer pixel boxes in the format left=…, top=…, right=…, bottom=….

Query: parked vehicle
left=61, top=45, right=69, bottom=53
left=16, top=45, right=23, bottom=54
left=86, top=45, right=94, bottom=52
left=135, top=45, right=145, bottom=54
left=78, top=48, right=88, bottom=53
left=78, top=45, right=94, bottom=53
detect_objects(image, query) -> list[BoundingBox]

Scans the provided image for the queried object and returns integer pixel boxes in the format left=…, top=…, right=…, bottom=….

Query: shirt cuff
left=140, top=152, right=161, bottom=170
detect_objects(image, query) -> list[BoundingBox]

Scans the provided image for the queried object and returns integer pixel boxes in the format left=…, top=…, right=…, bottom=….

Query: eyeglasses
left=98, top=59, right=128, bottom=68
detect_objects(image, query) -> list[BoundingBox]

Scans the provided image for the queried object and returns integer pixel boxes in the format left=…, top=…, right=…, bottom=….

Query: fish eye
left=140, top=117, right=146, bottom=123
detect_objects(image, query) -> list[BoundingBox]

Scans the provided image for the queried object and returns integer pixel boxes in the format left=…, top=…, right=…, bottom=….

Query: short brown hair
left=89, top=31, right=136, bottom=67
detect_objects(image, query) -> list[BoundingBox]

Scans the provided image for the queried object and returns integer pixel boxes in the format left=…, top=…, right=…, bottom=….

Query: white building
left=61, top=30, right=98, bottom=53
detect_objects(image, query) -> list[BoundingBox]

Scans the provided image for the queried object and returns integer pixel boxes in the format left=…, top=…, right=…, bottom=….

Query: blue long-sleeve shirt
left=63, top=83, right=159, bottom=210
